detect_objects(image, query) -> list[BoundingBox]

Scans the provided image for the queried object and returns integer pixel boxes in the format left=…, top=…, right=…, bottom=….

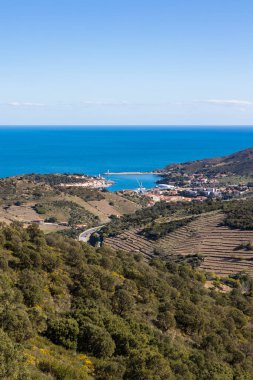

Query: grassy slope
left=0, top=175, right=143, bottom=227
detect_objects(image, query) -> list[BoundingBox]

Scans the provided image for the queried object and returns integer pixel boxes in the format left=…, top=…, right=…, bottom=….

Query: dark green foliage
left=34, top=203, right=46, bottom=214
left=94, top=358, right=126, bottom=380
left=18, top=269, right=45, bottom=307
left=89, top=232, right=101, bottom=246
left=78, top=322, right=116, bottom=358
left=0, top=328, right=28, bottom=379
left=141, top=217, right=195, bottom=240
left=45, top=317, right=79, bottom=349
left=0, top=305, right=34, bottom=342
left=224, top=198, right=253, bottom=230
left=125, top=348, right=174, bottom=379
left=102, top=198, right=223, bottom=237
left=235, top=241, right=253, bottom=251
left=175, top=299, right=206, bottom=334
left=0, top=223, right=252, bottom=379
left=45, top=216, right=58, bottom=223
left=155, top=310, right=176, bottom=332
left=111, top=288, right=135, bottom=315
left=57, top=227, right=80, bottom=239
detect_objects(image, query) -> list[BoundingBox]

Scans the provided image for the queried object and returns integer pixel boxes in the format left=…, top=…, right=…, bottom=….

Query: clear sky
left=0, top=0, right=253, bottom=125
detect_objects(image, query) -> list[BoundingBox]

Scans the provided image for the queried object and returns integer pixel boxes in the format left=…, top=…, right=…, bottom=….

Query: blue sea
left=0, top=126, right=253, bottom=191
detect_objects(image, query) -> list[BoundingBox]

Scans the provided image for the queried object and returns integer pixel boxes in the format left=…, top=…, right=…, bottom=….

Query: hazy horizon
left=1, top=125, right=253, bottom=129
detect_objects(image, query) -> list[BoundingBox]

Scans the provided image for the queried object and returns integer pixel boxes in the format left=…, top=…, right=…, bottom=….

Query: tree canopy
left=0, top=222, right=252, bottom=379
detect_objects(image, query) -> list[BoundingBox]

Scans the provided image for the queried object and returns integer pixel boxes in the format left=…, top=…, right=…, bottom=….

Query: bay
left=0, top=126, right=253, bottom=191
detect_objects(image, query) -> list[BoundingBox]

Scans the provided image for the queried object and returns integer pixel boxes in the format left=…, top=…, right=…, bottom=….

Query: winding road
left=78, top=225, right=104, bottom=243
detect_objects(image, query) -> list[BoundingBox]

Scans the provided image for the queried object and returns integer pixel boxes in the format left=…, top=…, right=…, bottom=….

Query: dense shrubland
left=224, top=198, right=253, bottom=230
left=0, top=222, right=252, bottom=379
left=141, top=217, right=196, bottom=240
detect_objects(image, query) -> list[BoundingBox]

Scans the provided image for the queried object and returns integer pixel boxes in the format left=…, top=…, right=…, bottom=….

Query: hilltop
left=161, top=147, right=253, bottom=177
left=0, top=174, right=142, bottom=236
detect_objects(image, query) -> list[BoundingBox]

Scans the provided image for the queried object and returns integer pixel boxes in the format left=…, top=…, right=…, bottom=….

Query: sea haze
left=0, top=126, right=253, bottom=191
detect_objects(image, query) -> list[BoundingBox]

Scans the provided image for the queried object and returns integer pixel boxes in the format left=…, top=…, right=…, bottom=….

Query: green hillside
left=161, top=147, right=253, bottom=177
left=0, top=222, right=253, bottom=379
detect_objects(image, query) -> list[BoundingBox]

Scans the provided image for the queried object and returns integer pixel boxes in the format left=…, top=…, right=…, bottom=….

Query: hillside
left=104, top=212, right=253, bottom=277
left=0, top=174, right=141, bottom=234
left=0, top=223, right=253, bottom=379
left=102, top=198, right=253, bottom=277
left=161, top=147, right=253, bottom=177
left=156, top=211, right=253, bottom=277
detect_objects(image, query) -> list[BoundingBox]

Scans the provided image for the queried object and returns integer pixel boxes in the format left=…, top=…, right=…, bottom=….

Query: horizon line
left=1, top=124, right=253, bottom=128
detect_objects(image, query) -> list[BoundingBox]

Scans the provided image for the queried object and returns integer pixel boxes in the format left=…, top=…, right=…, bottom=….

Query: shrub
left=46, top=317, right=79, bottom=350
left=78, top=323, right=115, bottom=358
left=0, top=328, right=27, bottom=379
left=38, top=358, right=89, bottom=380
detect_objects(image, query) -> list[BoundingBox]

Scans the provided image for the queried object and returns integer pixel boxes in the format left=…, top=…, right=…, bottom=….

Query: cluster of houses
left=121, top=173, right=253, bottom=205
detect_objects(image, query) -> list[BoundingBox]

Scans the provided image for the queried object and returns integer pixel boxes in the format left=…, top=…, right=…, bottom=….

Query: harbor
left=105, top=173, right=161, bottom=192
left=103, top=171, right=162, bottom=175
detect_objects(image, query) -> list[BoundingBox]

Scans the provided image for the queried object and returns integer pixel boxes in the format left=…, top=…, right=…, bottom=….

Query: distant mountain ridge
left=162, top=147, right=253, bottom=176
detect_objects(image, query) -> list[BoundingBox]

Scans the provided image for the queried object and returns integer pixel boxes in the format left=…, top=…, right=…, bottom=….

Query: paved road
left=78, top=225, right=104, bottom=243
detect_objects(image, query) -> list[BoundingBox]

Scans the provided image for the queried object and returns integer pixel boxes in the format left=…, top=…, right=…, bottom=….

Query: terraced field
left=156, top=212, right=253, bottom=277
left=104, top=228, right=154, bottom=260
left=105, top=211, right=253, bottom=277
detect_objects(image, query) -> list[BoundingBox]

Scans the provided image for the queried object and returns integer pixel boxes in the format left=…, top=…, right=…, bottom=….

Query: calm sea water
left=0, top=126, right=253, bottom=191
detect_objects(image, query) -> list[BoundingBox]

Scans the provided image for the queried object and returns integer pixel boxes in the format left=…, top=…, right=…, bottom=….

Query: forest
left=0, top=222, right=253, bottom=379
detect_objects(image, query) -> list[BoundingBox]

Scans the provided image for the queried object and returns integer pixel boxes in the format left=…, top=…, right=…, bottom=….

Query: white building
left=156, top=184, right=175, bottom=190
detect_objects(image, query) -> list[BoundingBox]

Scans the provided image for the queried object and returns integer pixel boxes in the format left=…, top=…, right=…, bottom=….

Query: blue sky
left=0, top=0, right=253, bottom=125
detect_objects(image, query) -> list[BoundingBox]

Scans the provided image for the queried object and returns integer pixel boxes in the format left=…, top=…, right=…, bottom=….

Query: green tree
left=0, top=306, right=34, bottom=342
left=95, top=359, right=126, bottom=380
left=126, top=348, right=175, bottom=380
left=46, top=317, right=79, bottom=350
left=156, top=311, right=176, bottom=332
left=111, top=288, right=134, bottom=316
left=0, top=328, right=28, bottom=379
left=78, top=322, right=115, bottom=358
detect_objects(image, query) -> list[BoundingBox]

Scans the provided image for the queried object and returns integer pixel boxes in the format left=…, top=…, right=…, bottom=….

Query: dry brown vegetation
left=88, top=192, right=141, bottom=222
left=0, top=175, right=142, bottom=228
left=0, top=204, right=40, bottom=224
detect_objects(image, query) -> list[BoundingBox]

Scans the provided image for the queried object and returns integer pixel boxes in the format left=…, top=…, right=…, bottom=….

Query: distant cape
left=161, top=147, right=253, bottom=176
